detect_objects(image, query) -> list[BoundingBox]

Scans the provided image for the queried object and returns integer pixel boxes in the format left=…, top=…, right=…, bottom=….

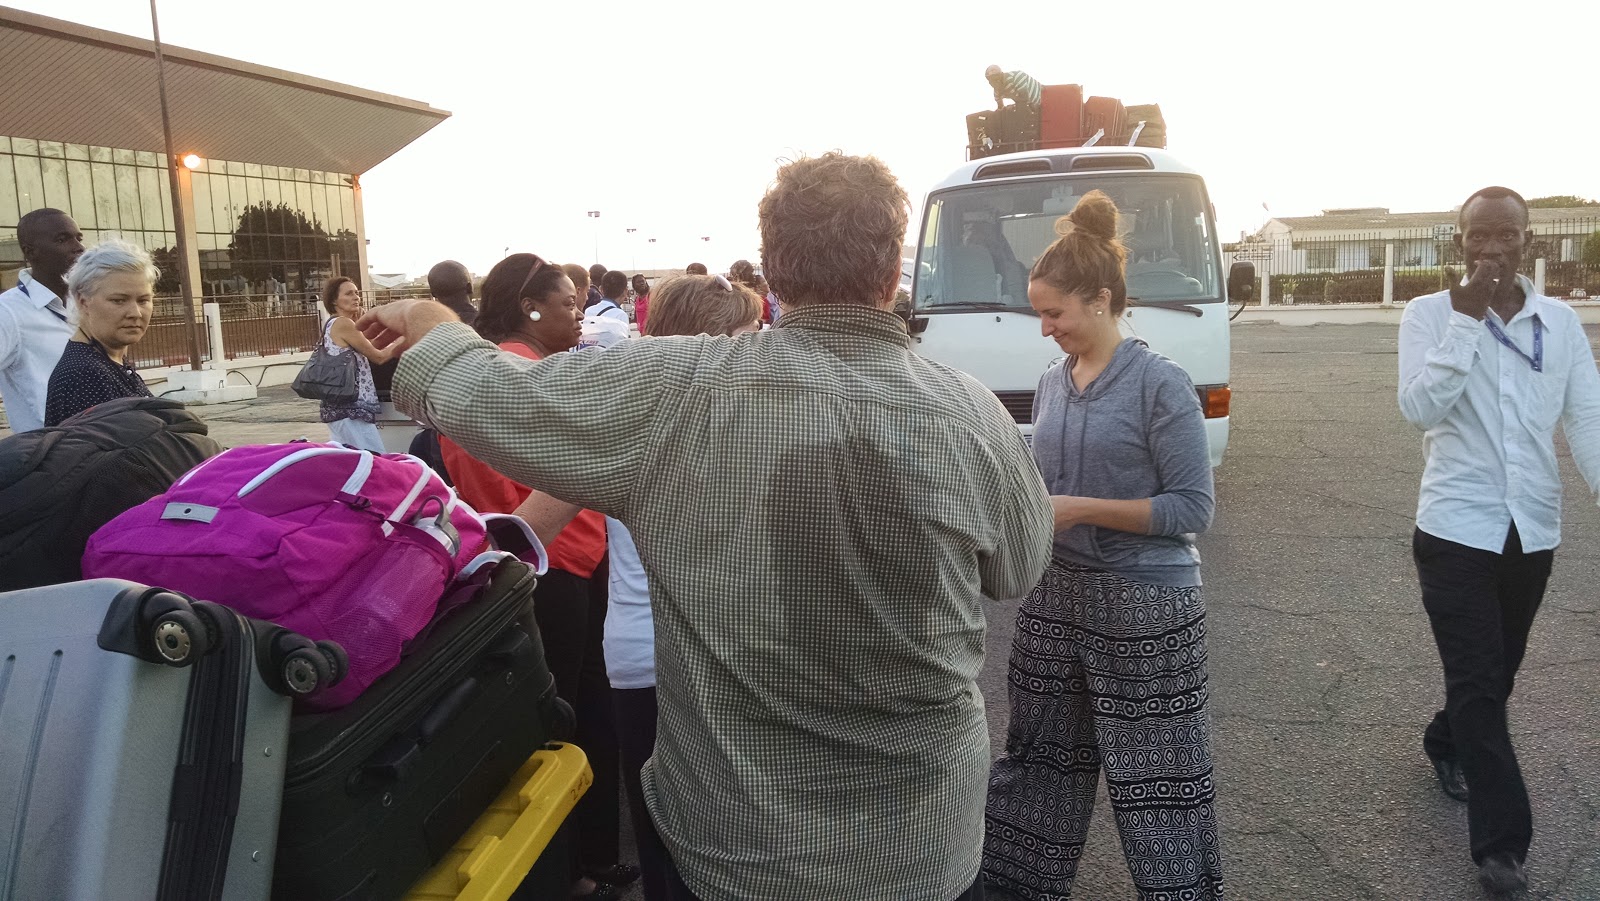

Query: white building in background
left=1247, top=206, right=1600, bottom=273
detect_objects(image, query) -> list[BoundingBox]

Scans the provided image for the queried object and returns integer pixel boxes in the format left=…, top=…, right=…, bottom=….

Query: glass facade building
left=0, top=136, right=361, bottom=313
left=0, top=137, right=177, bottom=293
left=189, top=158, right=361, bottom=311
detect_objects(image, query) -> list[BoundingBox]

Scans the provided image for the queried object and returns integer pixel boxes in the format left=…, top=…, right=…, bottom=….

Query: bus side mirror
left=1228, top=261, right=1256, bottom=302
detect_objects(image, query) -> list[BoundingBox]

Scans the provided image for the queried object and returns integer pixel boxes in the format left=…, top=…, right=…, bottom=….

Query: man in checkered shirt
left=365, top=152, right=1054, bottom=901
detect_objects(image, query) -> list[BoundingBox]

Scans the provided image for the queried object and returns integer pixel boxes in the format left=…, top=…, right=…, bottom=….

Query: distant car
left=900, top=258, right=915, bottom=295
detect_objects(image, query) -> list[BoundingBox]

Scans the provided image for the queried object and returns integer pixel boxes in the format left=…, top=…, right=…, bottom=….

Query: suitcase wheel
left=273, top=634, right=334, bottom=696
left=149, top=605, right=212, bottom=666
left=315, top=640, right=350, bottom=687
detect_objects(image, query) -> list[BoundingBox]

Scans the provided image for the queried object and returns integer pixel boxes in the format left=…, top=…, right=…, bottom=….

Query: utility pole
left=149, top=0, right=202, bottom=370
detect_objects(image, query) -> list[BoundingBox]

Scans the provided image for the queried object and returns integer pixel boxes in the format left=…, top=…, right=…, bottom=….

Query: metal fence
left=130, top=290, right=415, bottom=368
left=128, top=298, right=211, bottom=370
left=1224, top=217, right=1600, bottom=305
left=210, top=294, right=323, bottom=360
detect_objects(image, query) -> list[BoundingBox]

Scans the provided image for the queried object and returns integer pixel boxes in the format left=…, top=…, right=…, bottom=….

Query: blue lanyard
left=1484, top=314, right=1542, bottom=373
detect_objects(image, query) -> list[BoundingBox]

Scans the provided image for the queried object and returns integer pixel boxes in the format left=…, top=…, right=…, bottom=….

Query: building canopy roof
left=0, top=6, right=449, bottom=175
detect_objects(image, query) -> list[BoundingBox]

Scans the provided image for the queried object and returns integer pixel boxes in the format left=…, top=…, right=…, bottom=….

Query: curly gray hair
left=65, top=239, right=159, bottom=325
left=758, top=152, right=909, bottom=309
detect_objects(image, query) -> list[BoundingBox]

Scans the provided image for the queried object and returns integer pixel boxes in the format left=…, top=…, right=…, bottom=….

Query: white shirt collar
left=15, top=268, right=65, bottom=310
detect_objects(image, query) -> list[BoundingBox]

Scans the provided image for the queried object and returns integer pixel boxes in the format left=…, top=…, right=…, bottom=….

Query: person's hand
left=356, top=299, right=459, bottom=356
left=1449, top=260, right=1501, bottom=320
left=1050, top=496, right=1086, bottom=531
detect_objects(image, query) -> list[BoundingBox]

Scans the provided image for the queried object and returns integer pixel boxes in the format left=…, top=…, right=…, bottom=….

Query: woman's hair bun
left=1066, top=190, right=1119, bottom=241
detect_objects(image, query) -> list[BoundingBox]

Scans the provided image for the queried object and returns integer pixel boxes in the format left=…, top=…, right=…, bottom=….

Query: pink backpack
left=82, top=442, right=547, bottom=709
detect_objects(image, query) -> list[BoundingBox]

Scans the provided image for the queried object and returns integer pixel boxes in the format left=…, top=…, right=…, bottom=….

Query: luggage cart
left=403, top=743, right=592, bottom=901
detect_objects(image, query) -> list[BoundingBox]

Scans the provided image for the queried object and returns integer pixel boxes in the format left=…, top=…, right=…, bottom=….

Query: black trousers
left=663, top=862, right=986, bottom=901
left=1414, top=525, right=1552, bottom=864
left=614, top=686, right=671, bottom=901
left=533, top=563, right=623, bottom=878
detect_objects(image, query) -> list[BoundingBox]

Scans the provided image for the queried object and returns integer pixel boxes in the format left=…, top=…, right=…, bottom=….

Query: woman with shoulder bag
left=318, top=277, right=393, bottom=451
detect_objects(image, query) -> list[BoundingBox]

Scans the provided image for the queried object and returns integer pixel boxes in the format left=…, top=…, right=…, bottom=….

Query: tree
left=1583, top=231, right=1600, bottom=267
left=149, top=246, right=182, bottom=296
left=229, top=202, right=330, bottom=284
left=1527, top=195, right=1600, bottom=209
left=330, top=229, right=361, bottom=279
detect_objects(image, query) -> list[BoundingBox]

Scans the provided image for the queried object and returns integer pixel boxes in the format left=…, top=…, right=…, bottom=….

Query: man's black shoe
left=1478, top=852, right=1527, bottom=897
left=1432, top=756, right=1469, bottom=802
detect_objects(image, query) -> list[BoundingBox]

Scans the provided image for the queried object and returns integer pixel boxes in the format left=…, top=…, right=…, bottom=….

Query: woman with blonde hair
left=44, top=240, right=157, bottom=426
left=982, top=190, right=1223, bottom=900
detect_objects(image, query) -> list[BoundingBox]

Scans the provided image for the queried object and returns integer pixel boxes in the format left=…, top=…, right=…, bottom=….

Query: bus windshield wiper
left=917, top=302, right=1039, bottom=316
left=1126, top=297, right=1205, bottom=317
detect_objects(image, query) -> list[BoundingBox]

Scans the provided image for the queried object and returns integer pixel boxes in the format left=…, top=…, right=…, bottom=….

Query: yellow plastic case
left=403, top=742, right=593, bottom=901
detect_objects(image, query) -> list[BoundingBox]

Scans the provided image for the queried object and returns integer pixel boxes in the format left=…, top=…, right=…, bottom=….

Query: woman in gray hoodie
left=982, top=191, right=1223, bottom=901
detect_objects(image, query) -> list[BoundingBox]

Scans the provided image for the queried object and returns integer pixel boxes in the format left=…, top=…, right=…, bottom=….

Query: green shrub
left=1583, top=231, right=1600, bottom=267
left=1270, top=268, right=1455, bottom=303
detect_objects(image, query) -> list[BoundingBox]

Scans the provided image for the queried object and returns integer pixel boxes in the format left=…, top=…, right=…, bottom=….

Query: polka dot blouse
left=44, top=339, right=153, bottom=427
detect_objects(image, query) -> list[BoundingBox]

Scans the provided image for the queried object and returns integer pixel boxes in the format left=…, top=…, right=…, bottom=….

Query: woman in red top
left=437, top=253, right=634, bottom=900
left=630, top=274, right=651, bottom=335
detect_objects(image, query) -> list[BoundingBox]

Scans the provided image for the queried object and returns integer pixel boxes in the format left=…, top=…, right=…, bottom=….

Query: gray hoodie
left=1031, top=338, right=1215, bottom=587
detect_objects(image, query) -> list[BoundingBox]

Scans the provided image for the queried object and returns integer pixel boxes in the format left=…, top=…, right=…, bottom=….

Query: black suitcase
left=1083, top=96, right=1128, bottom=143
left=272, top=559, right=572, bottom=901
left=1126, top=103, right=1167, bottom=148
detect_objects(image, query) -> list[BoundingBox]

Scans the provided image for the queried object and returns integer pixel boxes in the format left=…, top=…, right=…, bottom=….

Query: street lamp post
left=587, top=211, right=601, bottom=264
left=149, top=0, right=202, bottom=371
left=626, top=228, right=637, bottom=271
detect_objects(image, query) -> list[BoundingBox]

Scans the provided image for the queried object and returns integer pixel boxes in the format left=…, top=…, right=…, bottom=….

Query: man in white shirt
left=0, top=209, right=85, bottom=432
left=591, top=270, right=631, bottom=324
left=1398, top=186, right=1600, bottom=898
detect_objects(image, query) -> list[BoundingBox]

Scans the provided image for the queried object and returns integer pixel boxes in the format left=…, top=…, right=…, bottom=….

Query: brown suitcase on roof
left=1039, top=84, right=1084, bottom=148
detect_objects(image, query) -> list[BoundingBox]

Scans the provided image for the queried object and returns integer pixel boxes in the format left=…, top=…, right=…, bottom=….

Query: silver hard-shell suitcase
left=0, top=579, right=345, bottom=901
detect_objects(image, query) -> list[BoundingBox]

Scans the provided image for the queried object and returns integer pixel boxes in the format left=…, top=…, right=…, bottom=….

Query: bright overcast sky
left=20, top=0, right=1600, bottom=279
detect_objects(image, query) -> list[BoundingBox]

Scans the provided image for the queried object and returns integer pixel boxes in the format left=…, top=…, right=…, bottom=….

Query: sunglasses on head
left=712, top=274, right=733, bottom=291
left=515, top=255, right=550, bottom=300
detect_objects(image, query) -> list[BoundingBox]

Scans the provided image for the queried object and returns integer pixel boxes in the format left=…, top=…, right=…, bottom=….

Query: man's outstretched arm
left=369, top=300, right=687, bottom=518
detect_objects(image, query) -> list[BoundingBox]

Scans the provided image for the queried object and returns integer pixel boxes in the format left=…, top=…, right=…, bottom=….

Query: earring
left=528, top=310, right=542, bottom=322
left=1096, top=310, right=1105, bottom=315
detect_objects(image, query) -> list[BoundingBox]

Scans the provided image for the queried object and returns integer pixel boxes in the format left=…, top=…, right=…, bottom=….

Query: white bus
left=906, top=146, right=1254, bottom=466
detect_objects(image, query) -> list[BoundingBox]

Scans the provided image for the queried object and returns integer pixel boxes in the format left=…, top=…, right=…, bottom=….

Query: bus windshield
left=913, top=174, right=1220, bottom=311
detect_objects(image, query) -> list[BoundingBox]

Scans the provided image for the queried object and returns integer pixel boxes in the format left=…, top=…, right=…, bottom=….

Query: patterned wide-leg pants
left=983, top=560, right=1224, bottom=901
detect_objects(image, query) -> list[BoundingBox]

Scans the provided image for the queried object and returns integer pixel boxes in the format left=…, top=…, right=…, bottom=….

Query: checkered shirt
left=394, top=304, right=1054, bottom=901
